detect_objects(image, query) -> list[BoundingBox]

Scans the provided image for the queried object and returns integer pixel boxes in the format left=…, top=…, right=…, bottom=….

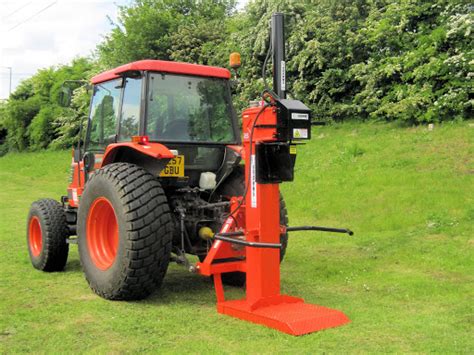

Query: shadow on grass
left=65, top=258, right=82, bottom=272
left=148, top=266, right=247, bottom=306
left=146, top=268, right=222, bottom=305
left=64, top=256, right=241, bottom=306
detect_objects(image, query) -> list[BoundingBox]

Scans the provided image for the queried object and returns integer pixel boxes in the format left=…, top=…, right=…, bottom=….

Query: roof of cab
left=91, top=59, right=231, bottom=84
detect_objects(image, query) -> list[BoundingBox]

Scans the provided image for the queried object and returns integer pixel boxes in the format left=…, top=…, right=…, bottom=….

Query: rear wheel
left=27, top=199, right=69, bottom=271
left=213, top=167, right=289, bottom=287
left=77, top=163, right=172, bottom=300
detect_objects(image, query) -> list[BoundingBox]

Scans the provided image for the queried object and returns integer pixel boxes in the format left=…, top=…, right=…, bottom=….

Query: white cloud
left=0, top=0, right=130, bottom=99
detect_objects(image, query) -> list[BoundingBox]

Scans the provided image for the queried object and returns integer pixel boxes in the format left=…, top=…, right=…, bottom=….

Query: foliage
left=97, top=0, right=236, bottom=67
left=28, top=105, right=60, bottom=150
left=74, top=0, right=474, bottom=123
left=0, top=0, right=472, bottom=154
left=348, top=1, right=473, bottom=122
left=0, top=58, right=93, bottom=154
left=1, top=80, right=41, bottom=152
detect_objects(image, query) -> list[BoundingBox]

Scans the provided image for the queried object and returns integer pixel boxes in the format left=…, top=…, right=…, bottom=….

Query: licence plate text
left=159, top=155, right=184, bottom=177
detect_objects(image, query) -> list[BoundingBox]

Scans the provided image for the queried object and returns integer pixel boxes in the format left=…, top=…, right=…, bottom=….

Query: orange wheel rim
left=86, top=197, right=119, bottom=270
left=29, top=216, right=42, bottom=257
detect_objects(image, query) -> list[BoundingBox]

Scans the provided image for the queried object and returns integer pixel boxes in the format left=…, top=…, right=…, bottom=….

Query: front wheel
left=27, top=199, right=69, bottom=271
left=77, top=163, right=173, bottom=300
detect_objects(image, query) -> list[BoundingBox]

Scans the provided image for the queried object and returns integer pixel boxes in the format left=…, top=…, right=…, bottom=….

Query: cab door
left=68, top=79, right=121, bottom=206
left=83, top=79, right=122, bottom=174
left=118, top=76, right=142, bottom=141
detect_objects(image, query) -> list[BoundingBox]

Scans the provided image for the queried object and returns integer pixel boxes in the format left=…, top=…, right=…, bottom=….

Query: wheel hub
left=86, top=197, right=119, bottom=270
left=29, top=216, right=42, bottom=257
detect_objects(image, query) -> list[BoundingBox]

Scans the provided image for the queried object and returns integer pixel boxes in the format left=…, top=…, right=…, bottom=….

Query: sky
left=0, top=0, right=249, bottom=100
left=0, top=0, right=130, bottom=99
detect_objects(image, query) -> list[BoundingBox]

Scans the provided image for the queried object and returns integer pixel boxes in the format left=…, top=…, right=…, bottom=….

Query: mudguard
left=101, top=142, right=175, bottom=167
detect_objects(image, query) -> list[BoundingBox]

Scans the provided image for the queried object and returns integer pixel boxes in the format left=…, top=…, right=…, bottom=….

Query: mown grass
left=1, top=121, right=473, bottom=353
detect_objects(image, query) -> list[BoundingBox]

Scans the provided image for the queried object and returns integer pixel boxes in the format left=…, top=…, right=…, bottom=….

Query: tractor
left=26, top=13, right=352, bottom=335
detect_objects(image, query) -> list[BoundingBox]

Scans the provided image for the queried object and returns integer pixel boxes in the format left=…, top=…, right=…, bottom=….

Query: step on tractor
left=26, top=13, right=353, bottom=335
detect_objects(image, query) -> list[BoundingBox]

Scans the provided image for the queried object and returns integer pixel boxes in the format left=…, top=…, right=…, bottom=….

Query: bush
left=0, top=59, right=93, bottom=153
left=28, top=106, right=60, bottom=150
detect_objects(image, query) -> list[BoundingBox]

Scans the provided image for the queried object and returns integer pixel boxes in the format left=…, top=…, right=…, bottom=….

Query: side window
left=119, top=77, right=142, bottom=141
left=87, top=80, right=120, bottom=151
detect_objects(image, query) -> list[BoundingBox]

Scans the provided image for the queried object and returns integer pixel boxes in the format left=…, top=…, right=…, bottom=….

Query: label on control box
left=291, top=112, right=309, bottom=120
left=281, top=61, right=286, bottom=91
left=293, top=128, right=308, bottom=139
left=250, top=154, right=257, bottom=208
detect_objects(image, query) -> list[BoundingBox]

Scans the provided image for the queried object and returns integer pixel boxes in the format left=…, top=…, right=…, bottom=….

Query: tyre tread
left=27, top=198, right=69, bottom=271
left=80, top=163, right=172, bottom=300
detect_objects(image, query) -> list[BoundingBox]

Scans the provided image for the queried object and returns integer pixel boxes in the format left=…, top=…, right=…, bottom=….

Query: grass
left=1, top=121, right=473, bottom=353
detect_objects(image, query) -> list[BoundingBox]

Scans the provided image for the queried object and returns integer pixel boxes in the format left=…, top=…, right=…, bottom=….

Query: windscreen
left=146, top=73, right=236, bottom=143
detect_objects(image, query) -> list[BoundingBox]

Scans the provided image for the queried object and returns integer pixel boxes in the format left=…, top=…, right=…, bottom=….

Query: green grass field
left=1, top=122, right=473, bottom=353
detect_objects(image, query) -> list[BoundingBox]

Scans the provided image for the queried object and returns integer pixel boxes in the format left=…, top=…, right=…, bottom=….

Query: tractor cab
left=80, top=60, right=241, bottom=195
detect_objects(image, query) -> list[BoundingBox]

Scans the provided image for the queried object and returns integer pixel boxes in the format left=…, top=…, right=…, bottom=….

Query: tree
left=97, top=0, right=236, bottom=67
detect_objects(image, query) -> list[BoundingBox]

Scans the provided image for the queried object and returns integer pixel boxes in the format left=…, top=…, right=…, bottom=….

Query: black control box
left=276, top=99, right=312, bottom=141
left=256, top=142, right=296, bottom=184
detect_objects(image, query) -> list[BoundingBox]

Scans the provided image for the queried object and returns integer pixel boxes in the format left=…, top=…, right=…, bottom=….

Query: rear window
left=146, top=73, right=237, bottom=143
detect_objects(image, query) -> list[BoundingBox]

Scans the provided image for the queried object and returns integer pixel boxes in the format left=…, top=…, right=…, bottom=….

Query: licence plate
left=159, top=155, right=184, bottom=177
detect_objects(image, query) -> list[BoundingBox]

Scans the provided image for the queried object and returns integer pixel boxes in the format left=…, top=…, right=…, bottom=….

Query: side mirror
left=59, top=86, right=72, bottom=107
left=59, top=80, right=91, bottom=107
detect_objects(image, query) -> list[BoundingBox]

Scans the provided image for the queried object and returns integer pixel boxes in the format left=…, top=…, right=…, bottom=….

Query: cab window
left=146, top=73, right=236, bottom=143
left=87, top=80, right=121, bottom=151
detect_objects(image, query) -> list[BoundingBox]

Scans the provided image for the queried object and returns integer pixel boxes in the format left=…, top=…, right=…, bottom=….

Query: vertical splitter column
left=216, top=103, right=350, bottom=335
left=242, top=105, right=281, bottom=304
left=216, top=12, right=348, bottom=335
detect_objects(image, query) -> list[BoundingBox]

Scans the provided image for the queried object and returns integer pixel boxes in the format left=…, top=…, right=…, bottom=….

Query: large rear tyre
left=214, top=167, right=289, bottom=287
left=27, top=198, right=69, bottom=271
left=77, top=163, right=172, bottom=300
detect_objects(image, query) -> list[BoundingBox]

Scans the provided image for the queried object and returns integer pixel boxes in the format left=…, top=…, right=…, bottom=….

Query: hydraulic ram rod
left=213, top=226, right=353, bottom=250
left=214, top=234, right=282, bottom=249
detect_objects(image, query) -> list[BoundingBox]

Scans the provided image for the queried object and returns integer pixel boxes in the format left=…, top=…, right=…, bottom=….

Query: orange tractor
left=26, top=13, right=352, bottom=335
